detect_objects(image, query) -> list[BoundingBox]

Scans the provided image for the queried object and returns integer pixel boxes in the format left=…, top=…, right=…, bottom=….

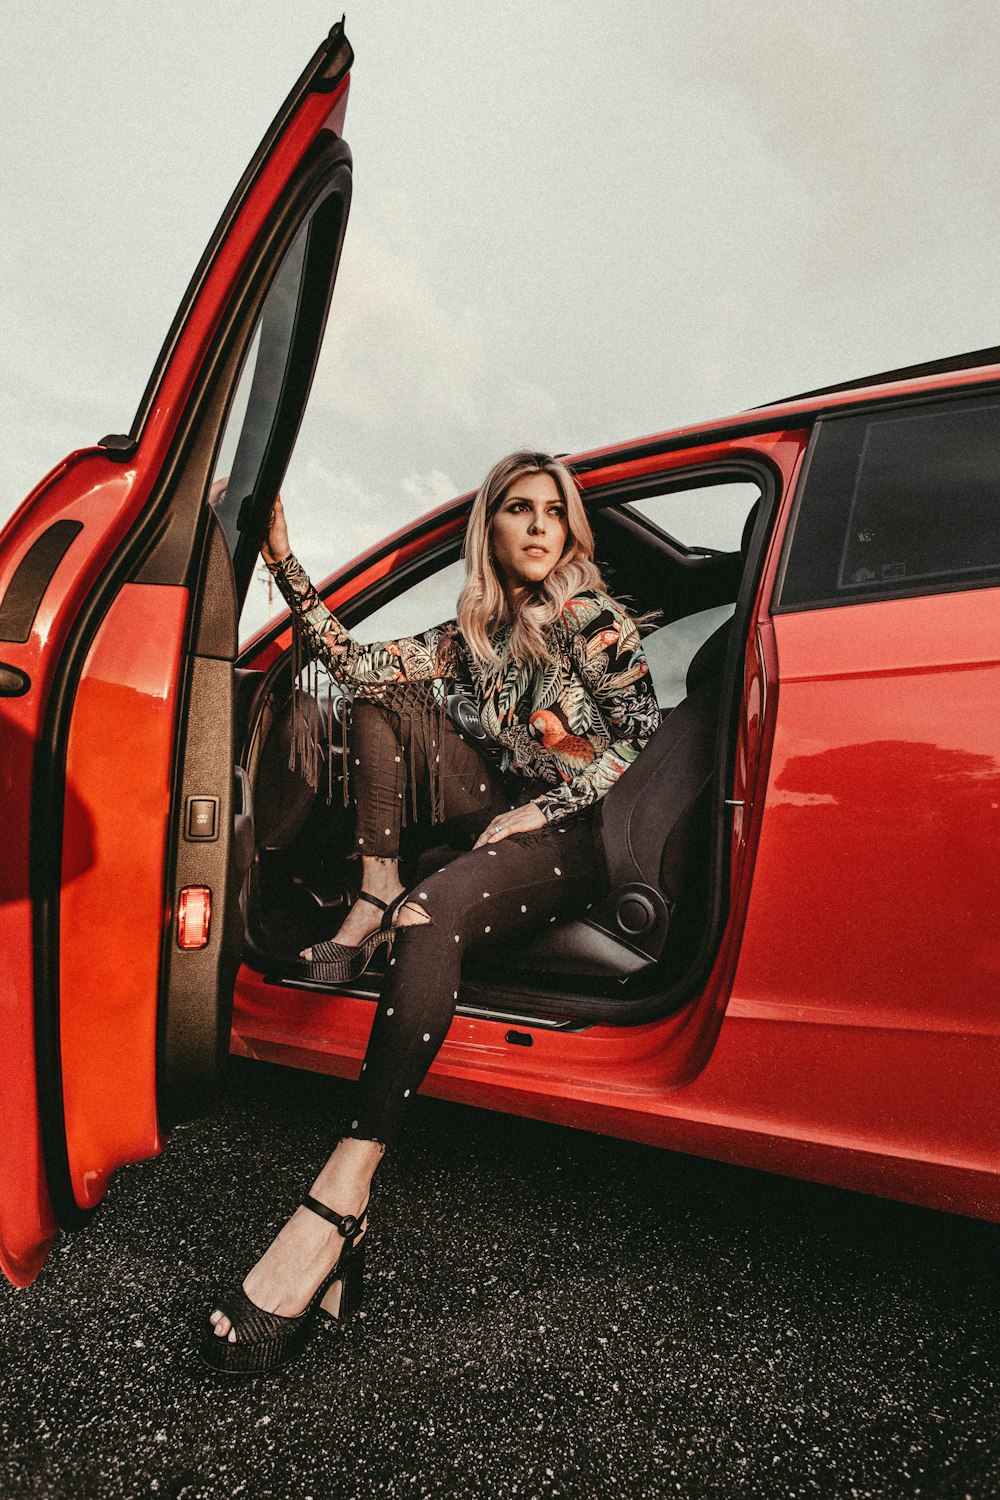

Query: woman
left=202, top=451, right=660, bottom=1375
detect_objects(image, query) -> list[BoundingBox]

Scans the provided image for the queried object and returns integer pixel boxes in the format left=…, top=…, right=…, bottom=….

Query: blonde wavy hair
left=457, top=450, right=610, bottom=668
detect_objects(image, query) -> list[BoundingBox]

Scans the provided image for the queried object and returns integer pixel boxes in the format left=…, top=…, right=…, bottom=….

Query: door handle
left=0, top=662, right=30, bottom=696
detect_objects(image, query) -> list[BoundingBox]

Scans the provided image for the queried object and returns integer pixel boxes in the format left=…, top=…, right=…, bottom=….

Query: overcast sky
left=4, top=2, right=1000, bottom=634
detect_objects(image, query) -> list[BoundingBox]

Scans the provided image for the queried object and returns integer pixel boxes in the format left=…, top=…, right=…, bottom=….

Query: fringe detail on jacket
left=352, top=678, right=450, bottom=827
left=286, top=610, right=450, bottom=823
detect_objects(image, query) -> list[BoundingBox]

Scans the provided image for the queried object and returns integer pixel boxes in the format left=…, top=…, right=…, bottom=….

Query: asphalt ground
left=1, top=1057, right=998, bottom=1500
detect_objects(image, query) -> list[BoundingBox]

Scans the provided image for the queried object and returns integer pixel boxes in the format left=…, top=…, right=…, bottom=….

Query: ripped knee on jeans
left=393, top=899, right=432, bottom=927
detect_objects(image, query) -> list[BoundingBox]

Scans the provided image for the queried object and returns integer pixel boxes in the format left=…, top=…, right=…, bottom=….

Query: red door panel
left=127, top=43, right=352, bottom=485
left=0, top=459, right=137, bottom=1288
left=726, top=587, right=1000, bottom=1193
left=0, top=23, right=355, bottom=1284
left=0, top=819, right=52, bottom=1285
left=60, top=584, right=188, bottom=1210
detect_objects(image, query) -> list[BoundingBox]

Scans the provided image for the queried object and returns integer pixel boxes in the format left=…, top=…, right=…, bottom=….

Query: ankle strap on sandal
left=355, top=891, right=388, bottom=913
left=301, top=1194, right=368, bottom=1242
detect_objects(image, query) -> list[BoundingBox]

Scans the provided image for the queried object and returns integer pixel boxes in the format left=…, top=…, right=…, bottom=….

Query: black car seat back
left=484, top=500, right=760, bottom=984
left=484, top=615, right=731, bottom=980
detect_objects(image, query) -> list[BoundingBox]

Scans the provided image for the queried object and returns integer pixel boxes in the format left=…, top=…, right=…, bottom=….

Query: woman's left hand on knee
left=474, top=801, right=547, bottom=847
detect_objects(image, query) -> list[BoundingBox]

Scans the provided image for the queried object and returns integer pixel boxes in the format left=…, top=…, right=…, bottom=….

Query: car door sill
left=258, top=968, right=590, bottom=1031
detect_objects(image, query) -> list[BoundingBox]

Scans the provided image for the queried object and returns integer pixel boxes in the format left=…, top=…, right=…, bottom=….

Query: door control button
left=186, top=795, right=219, bottom=841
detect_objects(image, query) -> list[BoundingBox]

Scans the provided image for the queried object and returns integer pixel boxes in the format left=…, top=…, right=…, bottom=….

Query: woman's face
left=490, top=470, right=570, bottom=600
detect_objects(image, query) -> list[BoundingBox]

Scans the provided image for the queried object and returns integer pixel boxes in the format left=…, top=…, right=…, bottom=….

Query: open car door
left=0, top=23, right=354, bottom=1286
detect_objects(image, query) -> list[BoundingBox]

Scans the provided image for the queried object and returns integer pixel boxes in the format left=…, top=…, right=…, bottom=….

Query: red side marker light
left=177, top=886, right=211, bottom=949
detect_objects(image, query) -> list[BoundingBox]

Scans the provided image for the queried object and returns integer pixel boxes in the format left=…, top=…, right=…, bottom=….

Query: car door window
left=351, top=559, right=466, bottom=644
left=272, top=470, right=759, bottom=710
left=209, top=174, right=349, bottom=624
left=211, top=230, right=308, bottom=574
left=778, top=392, right=1000, bottom=611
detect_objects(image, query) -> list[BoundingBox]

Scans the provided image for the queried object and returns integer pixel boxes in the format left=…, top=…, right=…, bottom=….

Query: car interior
left=232, top=475, right=764, bottom=1026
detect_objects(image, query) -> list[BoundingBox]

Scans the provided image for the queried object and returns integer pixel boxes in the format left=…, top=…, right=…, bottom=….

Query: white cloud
left=681, top=0, right=1000, bottom=287
left=400, top=467, right=461, bottom=507
left=280, top=455, right=395, bottom=576
left=312, top=194, right=487, bottom=430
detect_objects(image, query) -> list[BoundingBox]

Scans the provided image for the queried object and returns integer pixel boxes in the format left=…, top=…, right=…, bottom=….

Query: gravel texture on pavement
left=1, top=1057, right=998, bottom=1499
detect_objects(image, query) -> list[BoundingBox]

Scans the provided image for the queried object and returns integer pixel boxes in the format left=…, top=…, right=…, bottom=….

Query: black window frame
left=213, top=163, right=353, bottom=610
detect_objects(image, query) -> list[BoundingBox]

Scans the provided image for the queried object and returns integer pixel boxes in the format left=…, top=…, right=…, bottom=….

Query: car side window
left=642, top=603, right=736, bottom=709
left=351, top=559, right=466, bottom=644
left=352, top=553, right=735, bottom=713
left=778, top=393, right=1000, bottom=611
left=209, top=169, right=350, bottom=628
left=209, top=226, right=311, bottom=590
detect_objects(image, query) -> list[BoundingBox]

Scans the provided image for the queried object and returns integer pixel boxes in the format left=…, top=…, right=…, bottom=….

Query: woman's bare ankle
left=312, top=1137, right=385, bottom=1212
left=359, top=855, right=404, bottom=904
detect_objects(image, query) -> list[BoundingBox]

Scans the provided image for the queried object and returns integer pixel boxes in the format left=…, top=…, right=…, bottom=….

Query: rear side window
left=777, top=392, right=1000, bottom=610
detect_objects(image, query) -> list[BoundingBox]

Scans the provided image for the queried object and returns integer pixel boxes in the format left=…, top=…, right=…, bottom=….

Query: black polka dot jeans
left=343, top=700, right=605, bottom=1147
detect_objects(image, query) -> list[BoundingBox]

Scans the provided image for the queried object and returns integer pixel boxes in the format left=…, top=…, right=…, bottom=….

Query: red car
left=2, top=23, right=998, bottom=1289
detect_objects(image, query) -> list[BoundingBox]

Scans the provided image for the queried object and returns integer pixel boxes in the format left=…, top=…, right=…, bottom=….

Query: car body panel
left=230, top=991, right=998, bottom=1219
left=125, top=81, right=351, bottom=474
left=0, top=456, right=144, bottom=1286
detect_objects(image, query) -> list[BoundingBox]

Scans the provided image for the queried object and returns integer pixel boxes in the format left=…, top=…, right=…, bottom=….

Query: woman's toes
left=213, top=1314, right=232, bottom=1338
left=301, top=946, right=313, bottom=961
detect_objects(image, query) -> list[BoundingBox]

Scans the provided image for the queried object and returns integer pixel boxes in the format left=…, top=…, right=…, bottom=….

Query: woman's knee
left=390, top=871, right=488, bottom=942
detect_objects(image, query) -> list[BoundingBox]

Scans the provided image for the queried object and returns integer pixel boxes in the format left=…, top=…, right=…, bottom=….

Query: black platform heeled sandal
left=199, top=1196, right=369, bottom=1377
left=300, top=891, right=396, bottom=983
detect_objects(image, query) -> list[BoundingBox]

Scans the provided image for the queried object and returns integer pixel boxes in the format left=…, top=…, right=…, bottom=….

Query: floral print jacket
left=268, top=552, right=661, bottom=824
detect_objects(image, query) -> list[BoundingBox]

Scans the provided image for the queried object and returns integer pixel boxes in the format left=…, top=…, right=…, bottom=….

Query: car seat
left=472, top=500, right=759, bottom=983
left=485, top=613, right=732, bottom=981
